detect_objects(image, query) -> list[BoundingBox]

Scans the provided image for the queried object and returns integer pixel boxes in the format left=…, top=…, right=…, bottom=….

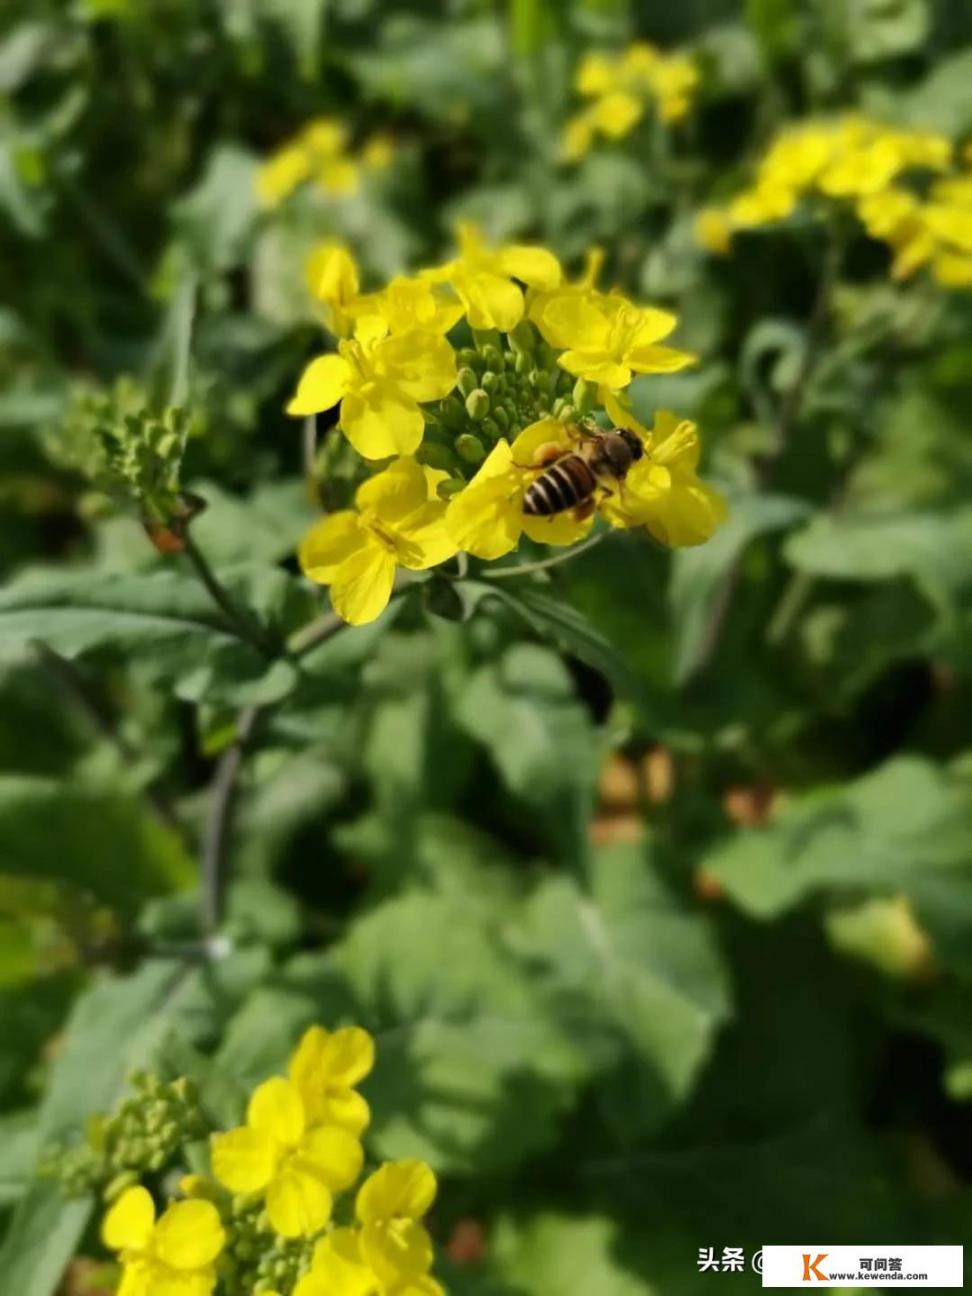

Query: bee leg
left=573, top=499, right=597, bottom=522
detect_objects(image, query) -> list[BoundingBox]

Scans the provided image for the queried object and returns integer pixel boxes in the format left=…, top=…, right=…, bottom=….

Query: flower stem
left=182, top=536, right=277, bottom=658
left=483, top=531, right=607, bottom=579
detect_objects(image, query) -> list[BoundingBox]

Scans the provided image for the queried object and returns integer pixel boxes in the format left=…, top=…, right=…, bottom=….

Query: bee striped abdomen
left=523, top=455, right=598, bottom=516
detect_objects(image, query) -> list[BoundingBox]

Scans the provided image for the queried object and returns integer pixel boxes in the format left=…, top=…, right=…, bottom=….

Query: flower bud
left=481, top=344, right=504, bottom=372
left=508, top=320, right=536, bottom=353
left=481, top=370, right=499, bottom=392
left=492, top=407, right=509, bottom=431
left=558, top=403, right=578, bottom=423
left=457, top=367, right=479, bottom=396
left=436, top=477, right=467, bottom=500
left=573, top=377, right=596, bottom=415
left=416, top=443, right=458, bottom=471
left=472, top=328, right=501, bottom=353
left=456, top=433, right=487, bottom=464
left=514, top=351, right=531, bottom=375
left=104, top=1170, right=140, bottom=1202
left=481, top=418, right=500, bottom=441
left=465, top=389, right=490, bottom=420
left=442, top=394, right=467, bottom=424
left=457, top=347, right=481, bottom=370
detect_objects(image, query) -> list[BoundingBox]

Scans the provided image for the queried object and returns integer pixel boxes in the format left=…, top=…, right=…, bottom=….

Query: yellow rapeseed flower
left=288, top=1024, right=375, bottom=1134
left=294, top=1226, right=444, bottom=1296
left=101, top=1185, right=225, bottom=1296
left=287, top=325, right=457, bottom=459
left=600, top=409, right=727, bottom=546
left=426, top=222, right=562, bottom=331
left=356, top=1159, right=438, bottom=1287
left=445, top=418, right=596, bottom=559
left=210, top=1077, right=363, bottom=1238
left=300, top=457, right=457, bottom=625
left=533, top=291, right=696, bottom=388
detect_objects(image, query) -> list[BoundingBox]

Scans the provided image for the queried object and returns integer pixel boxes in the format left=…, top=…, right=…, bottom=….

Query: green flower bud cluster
left=40, top=1072, right=205, bottom=1198
left=220, top=1198, right=314, bottom=1296
left=417, top=321, right=577, bottom=501
left=44, top=376, right=202, bottom=529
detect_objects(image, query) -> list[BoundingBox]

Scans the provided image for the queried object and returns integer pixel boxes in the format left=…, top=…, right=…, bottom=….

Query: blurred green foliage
left=2, top=0, right=972, bottom=1292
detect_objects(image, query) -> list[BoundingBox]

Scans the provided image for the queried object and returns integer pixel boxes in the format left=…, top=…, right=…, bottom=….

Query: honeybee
left=522, top=424, right=643, bottom=520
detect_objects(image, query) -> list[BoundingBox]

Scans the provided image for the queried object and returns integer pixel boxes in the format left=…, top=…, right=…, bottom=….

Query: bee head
left=618, top=428, right=644, bottom=462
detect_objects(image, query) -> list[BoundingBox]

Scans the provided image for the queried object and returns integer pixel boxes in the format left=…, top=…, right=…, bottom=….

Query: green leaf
left=784, top=508, right=972, bottom=613
left=458, top=578, right=645, bottom=708
left=457, top=643, right=600, bottom=869
left=670, top=492, right=811, bottom=683
left=171, top=145, right=258, bottom=273
left=0, top=1110, right=39, bottom=1208
left=0, top=962, right=195, bottom=1296
left=0, top=566, right=298, bottom=705
left=0, top=777, right=193, bottom=912
left=900, top=47, right=972, bottom=134
left=512, top=841, right=730, bottom=1123
left=492, top=1213, right=652, bottom=1296
left=703, top=756, right=972, bottom=926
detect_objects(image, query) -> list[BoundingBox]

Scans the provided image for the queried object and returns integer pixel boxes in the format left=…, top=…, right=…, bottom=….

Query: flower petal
left=380, top=333, right=457, bottom=403
left=537, top=296, right=610, bottom=351
left=153, top=1200, right=225, bottom=1271
left=341, top=389, right=425, bottom=459
left=102, top=1186, right=155, bottom=1254
left=299, top=511, right=369, bottom=585
left=356, top=457, right=430, bottom=523
left=210, top=1126, right=277, bottom=1193
left=624, top=344, right=696, bottom=374
left=299, top=1228, right=376, bottom=1296
left=360, top=1220, right=433, bottom=1286
left=356, top=1159, right=437, bottom=1224
left=300, top=1125, right=364, bottom=1191
left=330, top=543, right=398, bottom=626
left=287, top=354, right=353, bottom=416
left=457, top=271, right=524, bottom=332
left=318, top=1088, right=371, bottom=1136
left=266, top=1165, right=333, bottom=1238
left=521, top=510, right=595, bottom=547
left=494, top=245, right=562, bottom=290
left=248, top=1077, right=306, bottom=1148
left=557, top=350, right=631, bottom=388
left=445, top=464, right=522, bottom=561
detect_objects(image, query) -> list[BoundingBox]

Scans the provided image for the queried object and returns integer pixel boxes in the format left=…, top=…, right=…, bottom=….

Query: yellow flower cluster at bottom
left=97, top=1023, right=446, bottom=1296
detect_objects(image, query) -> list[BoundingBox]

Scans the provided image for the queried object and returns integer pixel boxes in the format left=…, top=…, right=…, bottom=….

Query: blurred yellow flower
left=287, top=328, right=457, bottom=459
left=101, top=1185, right=225, bottom=1296
left=427, top=223, right=562, bottom=330
left=210, top=1077, right=362, bottom=1237
left=300, top=457, right=457, bottom=625
left=305, top=243, right=362, bottom=336
left=258, top=117, right=395, bottom=206
left=694, top=207, right=733, bottom=255
left=563, top=41, right=698, bottom=159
